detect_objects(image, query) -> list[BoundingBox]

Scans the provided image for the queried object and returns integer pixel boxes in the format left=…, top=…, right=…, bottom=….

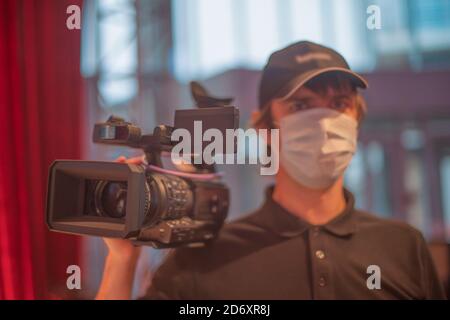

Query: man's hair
left=302, top=72, right=367, bottom=122
left=257, top=72, right=367, bottom=128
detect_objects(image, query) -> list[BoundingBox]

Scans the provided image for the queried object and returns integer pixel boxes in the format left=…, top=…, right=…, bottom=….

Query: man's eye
left=289, top=102, right=309, bottom=112
left=333, top=99, right=350, bottom=110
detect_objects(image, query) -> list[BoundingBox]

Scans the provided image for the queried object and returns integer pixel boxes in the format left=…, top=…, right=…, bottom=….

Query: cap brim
left=251, top=67, right=368, bottom=128
left=278, top=67, right=368, bottom=101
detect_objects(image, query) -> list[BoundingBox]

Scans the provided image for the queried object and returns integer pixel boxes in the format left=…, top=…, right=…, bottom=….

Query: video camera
left=46, top=82, right=239, bottom=248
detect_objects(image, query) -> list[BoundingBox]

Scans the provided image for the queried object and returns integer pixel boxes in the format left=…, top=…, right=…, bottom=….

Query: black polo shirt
left=141, top=187, right=445, bottom=300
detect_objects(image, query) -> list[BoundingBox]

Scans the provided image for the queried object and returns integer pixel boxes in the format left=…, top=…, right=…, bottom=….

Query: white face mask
left=279, top=108, right=358, bottom=189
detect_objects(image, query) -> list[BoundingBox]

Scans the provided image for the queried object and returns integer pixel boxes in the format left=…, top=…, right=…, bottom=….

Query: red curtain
left=0, top=0, right=83, bottom=299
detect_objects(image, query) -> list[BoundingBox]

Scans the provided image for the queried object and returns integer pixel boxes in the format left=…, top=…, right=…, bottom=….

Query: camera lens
left=95, top=181, right=127, bottom=219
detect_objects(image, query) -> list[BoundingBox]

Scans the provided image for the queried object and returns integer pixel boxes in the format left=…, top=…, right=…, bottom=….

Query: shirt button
left=315, top=250, right=325, bottom=260
left=319, top=276, right=327, bottom=287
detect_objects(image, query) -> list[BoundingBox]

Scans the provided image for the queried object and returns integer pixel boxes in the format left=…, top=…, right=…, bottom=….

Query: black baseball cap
left=256, top=41, right=368, bottom=122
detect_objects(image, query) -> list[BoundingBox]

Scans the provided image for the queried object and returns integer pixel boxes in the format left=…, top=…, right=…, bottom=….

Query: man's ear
left=251, top=110, right=262, bottom=129
left=251, top=109, right=272, bottom=131
left=250, top=109, right=274, bottom=148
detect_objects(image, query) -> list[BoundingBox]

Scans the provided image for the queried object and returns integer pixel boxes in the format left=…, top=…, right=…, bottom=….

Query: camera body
left=46, top=101, right=239, bottom=248
left=46, top=160, right=229, bottom=248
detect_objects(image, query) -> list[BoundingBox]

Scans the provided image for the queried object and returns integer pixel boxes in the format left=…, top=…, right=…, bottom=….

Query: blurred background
left=1, top=0, right=449, bottom=299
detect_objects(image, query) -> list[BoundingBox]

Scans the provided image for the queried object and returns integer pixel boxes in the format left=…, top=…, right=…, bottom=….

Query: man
left=96, top=41, right=445, bottom=300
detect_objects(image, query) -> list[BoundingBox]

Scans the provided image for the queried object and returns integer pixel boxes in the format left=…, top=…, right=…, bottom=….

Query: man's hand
left=102, top=237, right=142, bottom=261
left=96, top=155, right=146, bottom=300
left=102, top=155, right=145, bottom=259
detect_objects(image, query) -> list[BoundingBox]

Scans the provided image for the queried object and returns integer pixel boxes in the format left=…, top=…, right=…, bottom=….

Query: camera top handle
left=92, top=81, right=236, bottom=174
left=92, top=115, right=178, bottom=168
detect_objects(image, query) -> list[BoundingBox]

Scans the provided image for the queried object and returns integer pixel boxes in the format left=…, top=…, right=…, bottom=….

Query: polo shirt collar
left=259, top=186, right=358, bottom=238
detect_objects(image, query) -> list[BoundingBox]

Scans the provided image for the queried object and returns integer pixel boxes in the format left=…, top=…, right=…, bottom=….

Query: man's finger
left=125, top=156, right=144, bottom=164
left=115, top=156, right=127, bottom=163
